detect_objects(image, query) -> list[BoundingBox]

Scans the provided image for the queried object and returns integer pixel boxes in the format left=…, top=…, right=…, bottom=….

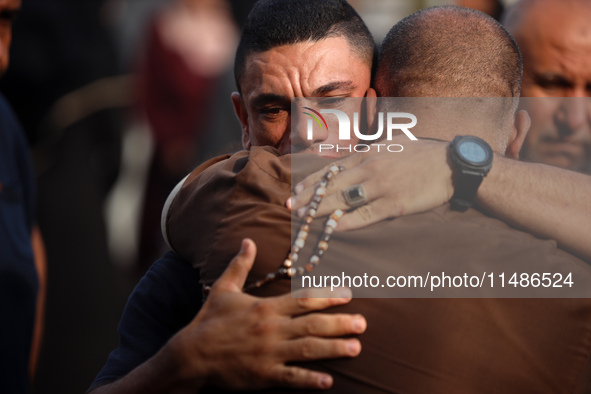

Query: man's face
left=0, top=0, right=20, bottom=76
left=233, top=36, right=371, bottom=157
left=515, top=1, right=591, bottom=171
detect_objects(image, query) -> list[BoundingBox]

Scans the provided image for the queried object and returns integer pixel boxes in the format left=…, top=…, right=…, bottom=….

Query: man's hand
left=168, top=238, right=366, bottom=391
left=289, top=139, right=453, bottom=230
left=91, top=239, right=365, bottom=394
left=289, top=137, right=591, bottom=262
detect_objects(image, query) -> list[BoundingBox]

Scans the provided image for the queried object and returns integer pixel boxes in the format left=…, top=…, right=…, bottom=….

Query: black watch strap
left=450, top=172, right=484, bottom=210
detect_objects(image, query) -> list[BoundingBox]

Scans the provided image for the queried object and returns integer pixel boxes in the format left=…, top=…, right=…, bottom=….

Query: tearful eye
left=259, top=107, right=289, bottom=121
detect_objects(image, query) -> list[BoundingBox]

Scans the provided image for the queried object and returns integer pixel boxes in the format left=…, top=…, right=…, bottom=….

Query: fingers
left=290, top=156, right=390, bottom=218
left=296, top=154, right=360, bottom=191
left=337, top=198, right=401, bottom=231
left=292, top=170, right=370, bottom=217
left=210, top=238, right=257, bottom=293
left=291, top=154, right=365, bottom=201
left=278, top=337, right=362, bottom=362
left=287, top=313, right=367, bottom=338
left=272, top=287, right=353, bottom=316
left=267, top=365, right=334, bottom=390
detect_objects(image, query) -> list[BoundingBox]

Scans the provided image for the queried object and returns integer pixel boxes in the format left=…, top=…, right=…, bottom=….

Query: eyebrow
left=533, top=72, right=573, bottom=87
left=250, top=80, right=357, bottom=108
left=251, top=93, right=290, bottom=109
left=312, top=81, right=355, bottom=96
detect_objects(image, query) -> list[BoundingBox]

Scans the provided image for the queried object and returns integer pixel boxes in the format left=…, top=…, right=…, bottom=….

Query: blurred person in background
left=1, top=0, right=261, bottom=391
left=136, top=0, right=243, bottom=271
left=0, top=0, right=130, bottom=392
left=503, top=0, right=591, bottom=174
left=0, top=0, right=46, bottom=392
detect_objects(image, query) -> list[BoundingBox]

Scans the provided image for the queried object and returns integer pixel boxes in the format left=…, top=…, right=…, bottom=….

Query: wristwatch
left=449, top=135, right=493, bottom=211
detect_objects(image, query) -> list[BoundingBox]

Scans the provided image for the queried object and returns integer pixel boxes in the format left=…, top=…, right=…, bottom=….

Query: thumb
left=211, top=238, right=257, bottom=294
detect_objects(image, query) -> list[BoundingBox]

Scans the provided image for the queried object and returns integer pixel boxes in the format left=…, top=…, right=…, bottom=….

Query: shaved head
left=376, top=6, right=522, bottom=99
left=374, top=6, right=524, bottom=152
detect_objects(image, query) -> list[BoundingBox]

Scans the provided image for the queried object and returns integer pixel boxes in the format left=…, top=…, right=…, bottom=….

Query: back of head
left=234, top=0, right=376, bottom=92
left=375, top=7, right=524, bottom=152
left=376, top=6, right=522, bottom=99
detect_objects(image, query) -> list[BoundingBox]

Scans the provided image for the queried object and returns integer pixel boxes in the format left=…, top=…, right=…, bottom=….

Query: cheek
left=249, top=117, right=289, bottom=146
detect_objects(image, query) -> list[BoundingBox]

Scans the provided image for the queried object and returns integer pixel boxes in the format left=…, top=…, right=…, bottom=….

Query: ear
left=505, top=110, right=530, bottom=159
left=232, top=92, right=251, bottom=150
left=364, top=88, right=378, bottom=131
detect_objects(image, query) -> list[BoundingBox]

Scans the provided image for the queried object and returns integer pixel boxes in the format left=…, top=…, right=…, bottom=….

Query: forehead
left=240, top=36, right=371, bottom=100
left=518, top=2, right=591, bottom=77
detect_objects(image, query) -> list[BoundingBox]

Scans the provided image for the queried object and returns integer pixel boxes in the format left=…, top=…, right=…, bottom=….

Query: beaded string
left=204, top=164, right=346, bottom=297
left=243, top=164, right=345, bottom=292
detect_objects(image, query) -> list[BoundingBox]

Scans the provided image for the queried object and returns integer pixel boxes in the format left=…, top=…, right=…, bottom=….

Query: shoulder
left=183, top=146, right=292, bottom=189
left=165, top=147, right=293, bottom=262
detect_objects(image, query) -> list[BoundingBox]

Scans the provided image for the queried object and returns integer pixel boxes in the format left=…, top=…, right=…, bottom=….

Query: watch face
left=458, top=140, right=489, bottom=165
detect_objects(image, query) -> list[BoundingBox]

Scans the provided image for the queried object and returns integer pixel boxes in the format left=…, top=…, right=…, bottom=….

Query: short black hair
left=234, top=0, right=376, bottom=92
left=376, top=6, right=522, bottom=98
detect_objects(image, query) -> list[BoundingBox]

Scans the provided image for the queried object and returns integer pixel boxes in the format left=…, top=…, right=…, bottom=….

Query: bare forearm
left=477, top=156, right=591, bottom=261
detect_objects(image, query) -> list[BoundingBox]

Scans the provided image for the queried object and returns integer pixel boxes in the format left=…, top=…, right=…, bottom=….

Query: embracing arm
left=89, top=240, right=365, bottom=393
left=290, top=141, right=591, bottom=261
left=477, top=156, right=591, bottom=261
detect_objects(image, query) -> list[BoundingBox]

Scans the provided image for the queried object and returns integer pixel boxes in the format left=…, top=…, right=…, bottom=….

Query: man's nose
left=555, top=97, right=590, bottom=136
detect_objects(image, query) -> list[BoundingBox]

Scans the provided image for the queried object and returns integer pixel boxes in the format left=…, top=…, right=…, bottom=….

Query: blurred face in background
left=0, top=0, right=20, bottom=76
left=510, top=0, right=591, bottom=171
